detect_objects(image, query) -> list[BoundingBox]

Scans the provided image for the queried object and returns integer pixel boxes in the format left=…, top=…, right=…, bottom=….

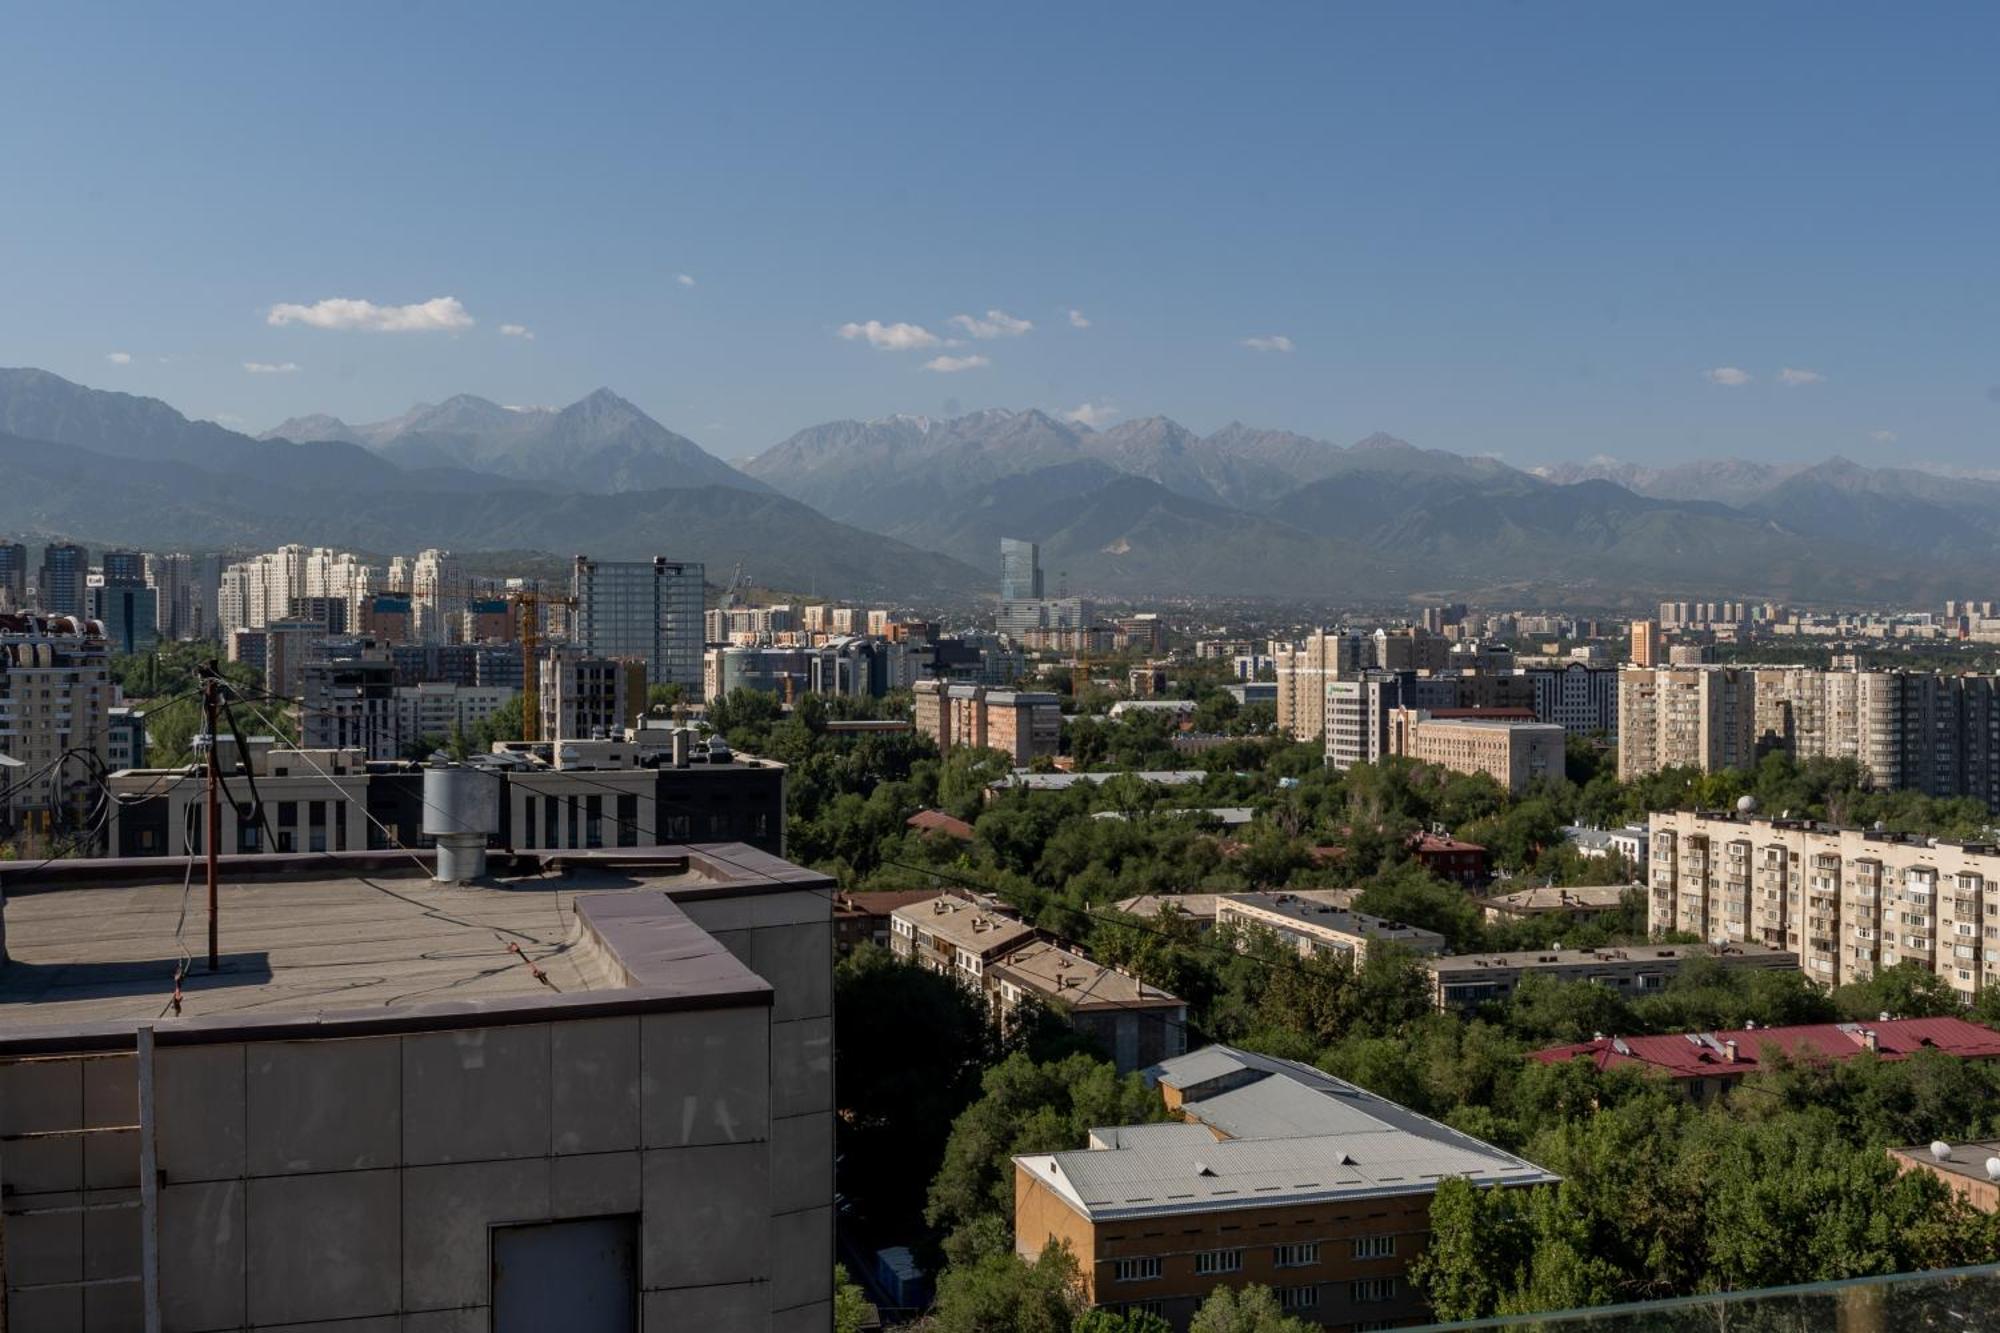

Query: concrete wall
left=0, top=884, right=834, bottom=1332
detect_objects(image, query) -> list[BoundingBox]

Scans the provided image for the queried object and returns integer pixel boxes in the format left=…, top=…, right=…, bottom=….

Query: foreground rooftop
left=0, top=845, right=830, bottom=1051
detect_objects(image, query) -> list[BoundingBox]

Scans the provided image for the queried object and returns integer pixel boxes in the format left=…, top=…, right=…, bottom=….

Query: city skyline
left=4, top=4, right=1996, bottom=466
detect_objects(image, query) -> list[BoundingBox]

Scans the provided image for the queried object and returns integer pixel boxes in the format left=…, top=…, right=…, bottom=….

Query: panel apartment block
left=1650, top=809, right=2000, bottom=1002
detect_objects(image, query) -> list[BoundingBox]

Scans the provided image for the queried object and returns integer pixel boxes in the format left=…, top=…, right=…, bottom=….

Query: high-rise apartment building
left=302, top=660, right=401, bottom=761
left=1650, top=809, right=2000, bottom=1002
left=36, top=543, right=89, bottom=616
left=0, top=614, right=110, bottom=835
left=1629, top=618, right=1663, bottom=667
left=542, top=649, right=648, bottom=741
left=145, top=551, right=196, bottom=640
left=410, top=547, right=466, bottom=645
left=218, top=545, right=374, bottom=634
left=1617, top=666, right=1756, bottom=782
left=1526, top=662, right=1620, bottom=736
left=1276, top=630, right=1362, bottom=744
left=571, top=556, right=705, bottom=690
left=0, top=542, right=26, bottom=611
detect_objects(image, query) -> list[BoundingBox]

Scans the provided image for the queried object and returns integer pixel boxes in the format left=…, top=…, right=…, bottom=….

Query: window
left=1279, top=1286, right=1318, bottom=1311
left=1272, top=1242, right=1319, bottom=1269
left=1113, top=1257, right=1160, bottom=1283
left=1351, top=1277, right=1398, bottom=1303
left=1352, top=1235, right=1395, bottom=1260
left=1194, top=1248, right=1242, bottom=1275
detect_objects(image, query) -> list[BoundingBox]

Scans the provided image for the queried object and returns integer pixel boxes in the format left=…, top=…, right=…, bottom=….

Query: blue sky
left=2, top=3, right=1995, bottom=465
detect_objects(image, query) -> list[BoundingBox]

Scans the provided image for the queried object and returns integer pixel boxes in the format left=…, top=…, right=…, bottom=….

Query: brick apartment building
left=913, top=679, right=1062, bottom=764
left=1014, top=1046, right=1557, bottom=1330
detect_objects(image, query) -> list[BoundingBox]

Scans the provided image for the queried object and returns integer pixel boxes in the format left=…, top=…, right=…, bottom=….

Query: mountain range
left=3, top=366, right=1997, bottom=605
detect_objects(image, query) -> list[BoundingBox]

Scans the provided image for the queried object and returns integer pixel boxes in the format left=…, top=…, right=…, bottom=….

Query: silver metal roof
left=1017, top=1044, right=1557, bottom=1221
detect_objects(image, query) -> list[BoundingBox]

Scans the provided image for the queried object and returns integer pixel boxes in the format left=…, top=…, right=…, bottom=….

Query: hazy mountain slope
left=0, top=429, right=981, bottom=598
left=1532, top=456, right=1809, bottom=503
left=267, top=388, right=767, bottom=495
left=1741, top=459, right=2000, bottom=560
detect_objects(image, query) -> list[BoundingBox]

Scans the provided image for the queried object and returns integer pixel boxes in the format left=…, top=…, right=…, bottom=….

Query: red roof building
left=906, top=808, right=976, bottom=841
left=1531, top=1017, right=2000, bottom=1101
left=1408, top=831, right=1492, bottom=887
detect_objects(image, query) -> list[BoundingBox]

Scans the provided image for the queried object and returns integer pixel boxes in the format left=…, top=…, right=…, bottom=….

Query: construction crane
left=511, top=587, right=577, bottom=744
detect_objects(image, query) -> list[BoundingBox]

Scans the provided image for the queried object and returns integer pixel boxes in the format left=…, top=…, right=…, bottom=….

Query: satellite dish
left=1930, top=1140, right=1952, bottom=1162
left=1985, top=1157, right=2000, bottom=1182
left=1736, top=794, right=1759, bottom=815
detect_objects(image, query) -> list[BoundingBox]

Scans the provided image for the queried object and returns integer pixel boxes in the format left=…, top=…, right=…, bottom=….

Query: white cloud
left=1242, top=335, right=1295, bottom=353
left=1706, top=366, right=1752, bottom=386
left=1778, top=367, right=1824, bottom=386
left=266, top=296, right=474, bottom=333
left=838, top=320, right=941, bottom=351
left=242, top=360, right=300, bottom=374
left=675, top=273, right=697, bottom=287
left=499, top=323, right=535, bottom=339
left=923, top=354, right=990, bottom=374
left=1063, top=401, right=1118, bottom=428
left=105, top=351, right=132, bottom=365
left=950, top=309, right=1033, bottom=339
left=1872, top=430, right=1899, bottom=443
left=1068, top=308, right=1091, bottom=329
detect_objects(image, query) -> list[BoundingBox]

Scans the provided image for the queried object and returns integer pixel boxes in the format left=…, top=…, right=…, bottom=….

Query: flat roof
left=991, top=770, right=1206, bottom=791
left=1427, top=941, right=1796, bottom=975
left=1217, top=892, right=1446, bottom=949
left=0, top=845, right=829, bottom=1053
left=1480, top=884, right=1632, bottom=913
left=1017, top=1045, right=1555, bottom=1221
left=1892, top=1140, right=2000, bottom=1185
left=988, top=940, right=1183, bottom=1011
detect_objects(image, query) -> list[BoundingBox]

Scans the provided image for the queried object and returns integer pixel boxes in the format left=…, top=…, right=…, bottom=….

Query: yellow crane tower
left=511, top=587, right=577, bottom=744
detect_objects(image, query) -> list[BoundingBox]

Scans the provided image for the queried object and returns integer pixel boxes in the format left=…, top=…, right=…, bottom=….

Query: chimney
left=1862, top=1029, right=1879, bottom=1053
left=1723, top=1039, right=1739, bottom=1063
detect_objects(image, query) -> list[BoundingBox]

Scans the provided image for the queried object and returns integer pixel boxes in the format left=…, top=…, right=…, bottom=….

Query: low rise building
left=988, top=939, right=1187, bottom=1073
left=1889, top=1140, right=2000, bottom=1213
left=1216, top=892, right=1446, bottom=963
left=834, top=888, right=944, bottom=953
left=889, top=894, right=1037, bottom=986
left=1013, top=1046, right=1557, bottom=1329
left=1480, top=883, right=1633, bottom=925
left=1562, top=823, right=1647, bottom=868
left=1533, top=1017, right=2000, bottom=1103
left=1425, top=941, right=1796, bottom=1012
left=1408, top=831, right=1492, bottom=887
left=1386, top=710, right=1566, bottom=795
left=0, top=842, right=836, bottom=1330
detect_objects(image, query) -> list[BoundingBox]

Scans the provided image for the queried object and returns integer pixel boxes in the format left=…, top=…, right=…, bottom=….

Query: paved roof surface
left=1018, top=1045, right=1555, bottom=1220
left=1533, top=1017, right=2000, bottom=1078
left=988, top=940, right=1183, bottom=1010
left=1891, top=1140, right=2000, bottom=1185
left=0, top=845, right=820, bottom=1045
left=1427, top=941, right=1794, bottom=974
left=1217, top=892, right=1447, bottom=951
left=889, top=894, right=1035, bottom=953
